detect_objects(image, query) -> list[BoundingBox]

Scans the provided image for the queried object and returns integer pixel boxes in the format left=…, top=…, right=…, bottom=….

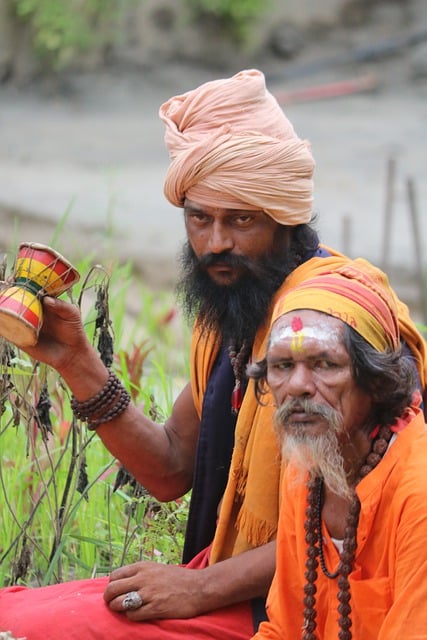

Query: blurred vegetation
left=10, top=0, right=124, bottom=70
left=9, top=0, right=269, bottom=70
left=185, top=0, right=268, bottom=43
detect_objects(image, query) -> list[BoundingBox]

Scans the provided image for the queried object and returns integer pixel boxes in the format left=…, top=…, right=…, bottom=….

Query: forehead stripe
left=273, top=274, right=398, bottom=352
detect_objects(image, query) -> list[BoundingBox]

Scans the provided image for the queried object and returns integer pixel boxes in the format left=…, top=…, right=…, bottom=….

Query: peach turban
left=271, top=257, right=400, bottom=352
left=159, top=69, right=315, bottom=225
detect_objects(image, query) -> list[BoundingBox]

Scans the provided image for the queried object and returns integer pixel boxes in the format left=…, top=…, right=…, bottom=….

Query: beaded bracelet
left=71, top=370, right=131, bottom=430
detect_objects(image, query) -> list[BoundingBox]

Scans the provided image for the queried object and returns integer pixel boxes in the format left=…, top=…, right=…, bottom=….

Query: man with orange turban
left=1, top=70, right=426, bottom=639
left=249, top=257, right=427, bottom=639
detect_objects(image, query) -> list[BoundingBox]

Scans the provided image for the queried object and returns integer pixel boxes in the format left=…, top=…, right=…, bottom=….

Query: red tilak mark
left=291, top=316, right=303, bottom=332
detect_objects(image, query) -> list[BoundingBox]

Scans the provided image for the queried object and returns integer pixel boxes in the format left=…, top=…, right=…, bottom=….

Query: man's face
left=267, top=309, right=372, bottom=438
left=266, top=310, right=373, bottom=495
left=183, top=198, right=282, bottom=286
left=178, top=198, right=296, bottom=346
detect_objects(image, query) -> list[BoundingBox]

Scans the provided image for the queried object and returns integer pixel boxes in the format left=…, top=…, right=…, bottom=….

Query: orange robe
left=254, top=410, right=427, bottom=640
left=191, top=252, right=427, bottom=566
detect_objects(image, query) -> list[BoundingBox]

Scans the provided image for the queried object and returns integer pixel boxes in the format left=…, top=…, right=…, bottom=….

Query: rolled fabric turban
left=159, top=69, right=315, bottom=225
left=271, top=257, right=400, bottom=352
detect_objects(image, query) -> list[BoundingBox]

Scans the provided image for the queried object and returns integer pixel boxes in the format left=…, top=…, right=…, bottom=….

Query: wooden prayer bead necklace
left=302, top=424, right=394, bottom=640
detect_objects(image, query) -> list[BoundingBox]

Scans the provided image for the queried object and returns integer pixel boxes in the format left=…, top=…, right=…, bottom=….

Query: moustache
left=275, top=398, right=339, bottom=427
left=198, top=252, right=251, bottom=269
left=197, top=252, right=270, bottom=280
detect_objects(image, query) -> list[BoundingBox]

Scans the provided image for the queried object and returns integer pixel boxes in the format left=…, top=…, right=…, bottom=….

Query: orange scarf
left=189, top=252, right=427, bottom=564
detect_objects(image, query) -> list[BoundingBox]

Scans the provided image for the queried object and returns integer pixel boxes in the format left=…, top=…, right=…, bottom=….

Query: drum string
left=15, top=254, right=77, bottom=296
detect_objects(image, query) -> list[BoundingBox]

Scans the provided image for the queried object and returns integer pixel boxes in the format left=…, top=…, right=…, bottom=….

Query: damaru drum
left=0, top=242, right=80, bottom=347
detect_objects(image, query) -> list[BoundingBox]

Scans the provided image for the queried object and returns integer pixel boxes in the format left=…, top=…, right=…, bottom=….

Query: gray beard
left=274, top=399, right=352, bottom=499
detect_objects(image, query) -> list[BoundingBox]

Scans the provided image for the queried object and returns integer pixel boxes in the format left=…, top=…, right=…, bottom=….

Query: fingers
left=105, top=580, right=151, bottom=621
left=104, top=564, right=154, bottom=620
left=19, top=296, right=89, bottom=369
left=42, top=296, right=81, bottom=321
left=109, top=563, right=140, bottom=582
left=104, top=566, right=141, bottom=604
left=107, top=590, right=146, bottom=613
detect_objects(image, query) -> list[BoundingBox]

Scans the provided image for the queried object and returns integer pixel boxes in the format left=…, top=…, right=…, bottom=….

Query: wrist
left=71, top=370, right=131, bottom=430
left=58, top=346, right=110, bottom=400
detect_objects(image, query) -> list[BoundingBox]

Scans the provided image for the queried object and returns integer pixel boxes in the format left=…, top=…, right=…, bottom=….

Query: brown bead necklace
left=316, top=478, right=341, bottom=580
left=302, top=424, right=394, bottom=640
left=228, top=340, right=251, bottom=415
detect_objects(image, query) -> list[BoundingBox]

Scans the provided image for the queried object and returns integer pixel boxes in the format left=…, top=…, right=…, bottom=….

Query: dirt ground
left=0, top=6, right=426, bottom=321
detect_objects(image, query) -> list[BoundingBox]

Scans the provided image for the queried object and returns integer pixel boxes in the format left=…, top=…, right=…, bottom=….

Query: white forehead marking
left=269, top=323, right=342, bottom=350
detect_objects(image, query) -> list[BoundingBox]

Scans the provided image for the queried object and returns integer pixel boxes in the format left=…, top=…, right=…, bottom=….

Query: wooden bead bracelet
left=71, top=370, right=131, bottom=430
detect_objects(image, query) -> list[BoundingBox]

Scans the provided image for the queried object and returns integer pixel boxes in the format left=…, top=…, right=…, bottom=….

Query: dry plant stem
left=0, top=463, right=57, bottom=583
left=48, top=417, right=79, bottom=567
left=0, top=392, right=92, bottom=582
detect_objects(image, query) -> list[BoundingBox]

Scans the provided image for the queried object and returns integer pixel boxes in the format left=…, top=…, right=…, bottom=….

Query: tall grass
left=0, top=254, right=191, bottom=587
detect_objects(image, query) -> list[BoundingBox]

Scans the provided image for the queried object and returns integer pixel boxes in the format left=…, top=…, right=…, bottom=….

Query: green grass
left=0, top=253, right=191, bottom=587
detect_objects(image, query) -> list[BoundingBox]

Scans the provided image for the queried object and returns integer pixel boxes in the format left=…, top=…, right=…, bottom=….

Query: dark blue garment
left=182, top=343, right=242, bottom=564
left=314, top=245, right=332, bottom=258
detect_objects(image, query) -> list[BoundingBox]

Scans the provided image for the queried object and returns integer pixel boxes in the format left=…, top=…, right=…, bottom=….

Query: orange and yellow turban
left=272, top=257, right=400, bottom=352
left=159, top=69, right=315, bottom=226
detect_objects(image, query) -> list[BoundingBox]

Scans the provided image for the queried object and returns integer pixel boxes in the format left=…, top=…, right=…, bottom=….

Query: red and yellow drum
left=0, top=243, right=80, bottom=347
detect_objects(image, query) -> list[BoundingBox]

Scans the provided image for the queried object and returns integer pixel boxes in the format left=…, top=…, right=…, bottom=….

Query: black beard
left=176, top=232, right=307, bottom=348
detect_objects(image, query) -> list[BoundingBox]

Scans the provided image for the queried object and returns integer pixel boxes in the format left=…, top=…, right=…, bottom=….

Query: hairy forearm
left=98, top=405, right=196, bottom=500
left=57, top=345, right=196, bottom=500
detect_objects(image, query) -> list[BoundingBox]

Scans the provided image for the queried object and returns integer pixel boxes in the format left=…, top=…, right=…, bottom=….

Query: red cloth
left=0, top=547, right=253, bottom=639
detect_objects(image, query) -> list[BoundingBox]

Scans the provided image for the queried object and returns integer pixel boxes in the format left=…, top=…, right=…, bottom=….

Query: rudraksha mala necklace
left=302, top=424, right=394, bottom=640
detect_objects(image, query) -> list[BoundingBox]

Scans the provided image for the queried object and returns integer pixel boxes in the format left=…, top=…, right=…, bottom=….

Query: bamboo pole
left=406, top=177, right=427, bottom=325
left=381, top=155, right=396, bottom=272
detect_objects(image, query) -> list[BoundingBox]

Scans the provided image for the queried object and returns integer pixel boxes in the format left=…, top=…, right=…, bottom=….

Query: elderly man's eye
left=315, top=359, right=337, bottom=370
left=270, top=360, right=293, bottom=371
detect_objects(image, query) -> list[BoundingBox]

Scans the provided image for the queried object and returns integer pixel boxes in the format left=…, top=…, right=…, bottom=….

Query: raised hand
left=21, top=296, right=91, bottom=372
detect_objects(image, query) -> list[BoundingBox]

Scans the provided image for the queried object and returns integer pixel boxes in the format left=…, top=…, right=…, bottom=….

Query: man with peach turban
left=160, top=68, right=315, bottom=226
left=248, top=257, right=427, bottom=639
left=1, top=70, right=426, bottom=640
